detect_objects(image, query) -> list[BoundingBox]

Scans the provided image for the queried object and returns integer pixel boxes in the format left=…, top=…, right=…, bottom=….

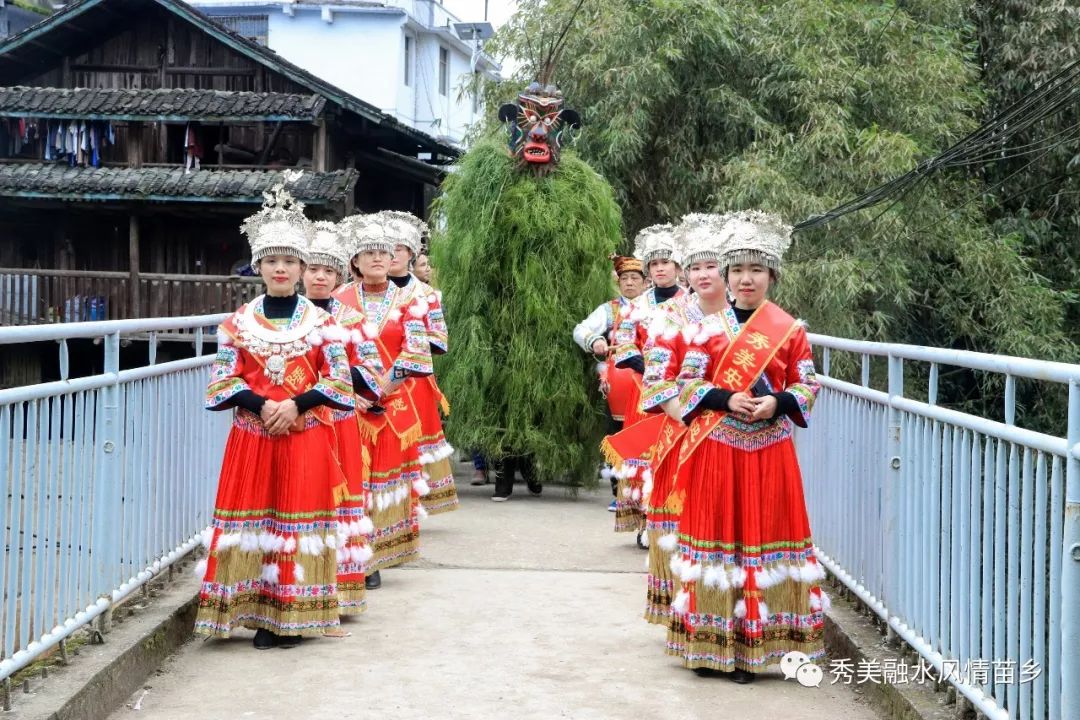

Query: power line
left=794, top=57, right=1080, bottom=233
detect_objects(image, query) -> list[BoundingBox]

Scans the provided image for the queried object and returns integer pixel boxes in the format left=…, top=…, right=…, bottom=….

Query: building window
left=215, top=14, right=269, bottom=46
left=438, top=46, right=449, bottom=96
left=404, top=35, right=413, bottom=87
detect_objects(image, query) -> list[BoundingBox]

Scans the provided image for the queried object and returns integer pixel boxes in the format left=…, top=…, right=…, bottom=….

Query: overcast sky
left=441, top=0, right=521, bottom=75
left=441, top=0, right=517, bottom=27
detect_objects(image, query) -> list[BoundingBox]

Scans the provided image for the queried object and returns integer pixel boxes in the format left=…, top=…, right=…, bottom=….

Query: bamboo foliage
left=431, top=140, right=622, bottom=484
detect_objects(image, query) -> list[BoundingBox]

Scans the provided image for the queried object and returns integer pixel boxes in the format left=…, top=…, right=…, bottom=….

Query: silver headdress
left=632, top=223, right=679, bottom=266
left=241, top=170, right=309, bottom=271
left=339, top=214, right=395, bottom=257
left=718, top=210, right=793, bottom=277
left=674, top=213, right=733, bottom=268
left=372, top=210, right=428, bottom=257
left=304, top=220, right=350, bottom=277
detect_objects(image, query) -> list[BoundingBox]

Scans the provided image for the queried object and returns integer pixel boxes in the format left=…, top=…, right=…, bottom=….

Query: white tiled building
left=189, top=0, right=500, bottom=147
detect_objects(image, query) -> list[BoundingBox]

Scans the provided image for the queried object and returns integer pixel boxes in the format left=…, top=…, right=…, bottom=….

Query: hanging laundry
left=183, top=122, right=202, bottom=174
left=66, top=122, right=78, bottom=166
left=77, top=121, right=88, bottom=166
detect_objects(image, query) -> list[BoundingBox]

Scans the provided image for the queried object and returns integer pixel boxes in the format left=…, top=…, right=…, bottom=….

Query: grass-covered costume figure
left=431, top=77, right=621, bottom=497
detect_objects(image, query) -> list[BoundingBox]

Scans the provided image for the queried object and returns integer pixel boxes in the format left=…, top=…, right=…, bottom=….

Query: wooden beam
left=313, top=119, right=327, bottom=172
left=258, top=121, right=283, bottom=166
left=129, top=215, right=141, bottom=318
left=27, top=39, right=65, bottom=56
left=157, top=121, right=167, bottom=166
left=165, top=67, right=256, bottom=77
left=126, top=122, right=144, bottom=168
left=71, top=63, right=158, bottom=73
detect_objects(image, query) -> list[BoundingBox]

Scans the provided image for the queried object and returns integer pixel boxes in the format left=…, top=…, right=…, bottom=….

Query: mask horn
left=498, top=104, right=519, bottom=123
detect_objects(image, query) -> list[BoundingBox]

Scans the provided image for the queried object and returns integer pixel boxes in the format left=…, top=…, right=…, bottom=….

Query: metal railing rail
left=799, top=333, right=1080, bottom=720
left=0, top=314, right=230, bottom=688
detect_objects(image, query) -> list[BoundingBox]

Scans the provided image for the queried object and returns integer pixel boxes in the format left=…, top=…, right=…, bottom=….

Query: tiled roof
left=0, top=0, right=459, bottom=158
left=0, top=163, right=357, bottom=205
left=0, top=87, right=326, bottom=121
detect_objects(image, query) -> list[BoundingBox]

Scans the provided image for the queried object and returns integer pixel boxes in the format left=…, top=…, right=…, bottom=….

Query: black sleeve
left=768, top=392, right=801, bottom=420
left=293, top=389, right=351, bottom=413
left=618, top=355, right=646, bottom=375
left=351, top=367, right=379, bottom=401
left=699, top=388, right=733, bottom=412
left=212, top=389, right=266, bottom=414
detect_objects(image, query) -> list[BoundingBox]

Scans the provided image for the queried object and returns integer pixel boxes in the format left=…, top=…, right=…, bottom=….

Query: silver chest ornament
left=237, top=297, right=322, bottom=385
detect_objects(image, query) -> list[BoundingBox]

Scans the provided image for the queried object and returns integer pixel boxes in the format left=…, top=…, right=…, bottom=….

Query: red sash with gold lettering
left=368, top=337, right=423, bottom=448
left=601, top=413, right=685, bottom=469
left=662, top=301, right=798, bottom=512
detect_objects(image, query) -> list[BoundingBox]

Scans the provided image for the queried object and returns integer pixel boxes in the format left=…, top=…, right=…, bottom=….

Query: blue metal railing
left=798, top=335, right=1080, bottom=720
left=2, top=318, right=1077, bottom=720
left=0, top=315, right=230, bottom=688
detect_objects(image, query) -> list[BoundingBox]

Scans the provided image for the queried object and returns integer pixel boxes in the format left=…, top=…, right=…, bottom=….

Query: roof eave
left=0, top=111, right=321, bottom=122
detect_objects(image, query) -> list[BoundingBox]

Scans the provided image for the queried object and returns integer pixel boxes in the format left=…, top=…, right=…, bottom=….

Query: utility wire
left=794, top=57, right=1080, bottom=232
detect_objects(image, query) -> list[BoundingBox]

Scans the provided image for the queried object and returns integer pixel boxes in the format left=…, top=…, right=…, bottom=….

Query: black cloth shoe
left=253, top=628, right=277, bottom=650
left=729, top=669, right=755, bottom=684
left=365, top=570, right=382, bottom=589
left=277, top=635, right=301, bottom=649
left=693, top=667, right=724, bottom=678
left=526, top=479, right=542, bottom=496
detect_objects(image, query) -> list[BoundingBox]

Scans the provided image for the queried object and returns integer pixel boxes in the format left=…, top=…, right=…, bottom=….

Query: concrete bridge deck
left=107, top=481, right=882, bottom=720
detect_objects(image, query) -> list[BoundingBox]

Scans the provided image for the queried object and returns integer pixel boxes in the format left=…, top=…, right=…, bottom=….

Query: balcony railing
left=0, top=268, right=263, bottom=330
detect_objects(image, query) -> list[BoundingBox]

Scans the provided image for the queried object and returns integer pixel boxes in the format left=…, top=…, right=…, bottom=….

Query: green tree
left=973, top=1, right=1080, bottom=338
left=492, top=0, right=1075, bottom=380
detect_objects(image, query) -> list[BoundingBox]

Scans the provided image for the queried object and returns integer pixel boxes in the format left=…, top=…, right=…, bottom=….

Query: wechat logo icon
left=781, top=651, right=823, bottom=688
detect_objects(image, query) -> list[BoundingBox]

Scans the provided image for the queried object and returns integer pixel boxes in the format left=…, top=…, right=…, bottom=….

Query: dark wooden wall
left=22, top=11, right=309, bottom=93
left=0, top=208, right=249, bottom=274
left=7, top=8, right=320, bottom=168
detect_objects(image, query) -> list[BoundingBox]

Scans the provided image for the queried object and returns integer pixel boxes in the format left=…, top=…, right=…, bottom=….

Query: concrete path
left=109, top=478, right=883, bottom=720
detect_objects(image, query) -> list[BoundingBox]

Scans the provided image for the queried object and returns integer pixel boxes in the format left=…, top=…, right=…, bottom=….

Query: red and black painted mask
left=498, top=82, right=581, bottom=173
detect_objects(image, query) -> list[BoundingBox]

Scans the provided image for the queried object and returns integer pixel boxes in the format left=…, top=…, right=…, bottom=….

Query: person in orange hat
left=573, top=253, right=646, bottom=509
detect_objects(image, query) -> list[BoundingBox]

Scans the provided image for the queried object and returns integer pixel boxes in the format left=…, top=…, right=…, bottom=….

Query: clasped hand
left=727, top=392, right=777, bottom=421
left=260, top=399, right=300, bottom=435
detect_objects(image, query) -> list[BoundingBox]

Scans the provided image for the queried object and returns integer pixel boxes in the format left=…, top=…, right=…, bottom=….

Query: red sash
left=426, top=375, right=451, bottom=416
left=663, top=301, right=798, bottom=512
left=369, top=336, right=423, bottom=448
left=601, top=413, right=686, bottom=469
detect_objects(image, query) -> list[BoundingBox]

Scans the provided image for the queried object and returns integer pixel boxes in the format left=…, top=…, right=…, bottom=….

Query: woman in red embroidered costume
left=196, top=184, right=356, bottom=650
left=664, top=210, right=825, bottom=682
left=377, top=211, right=458, bottom=516
left=334, top=215, right=433, bottom=590
left=632, top=213, right=731, bottom=625
left=573, top=254, right=645, bottom=510
left=608, top=224, right=685, bottom=542
left=301, top=221, right=381, bottom=621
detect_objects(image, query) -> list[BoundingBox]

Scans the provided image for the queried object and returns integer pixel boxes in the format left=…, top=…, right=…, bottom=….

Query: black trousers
left=494, top=455, right=537, bottom=496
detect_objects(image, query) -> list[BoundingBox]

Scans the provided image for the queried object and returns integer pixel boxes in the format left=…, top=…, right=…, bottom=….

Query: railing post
left=91, top=331, right=123, bottom=635
left=884, top=353, right=903, bottom=612
left=1062, top=380, right=1080, bottom=720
